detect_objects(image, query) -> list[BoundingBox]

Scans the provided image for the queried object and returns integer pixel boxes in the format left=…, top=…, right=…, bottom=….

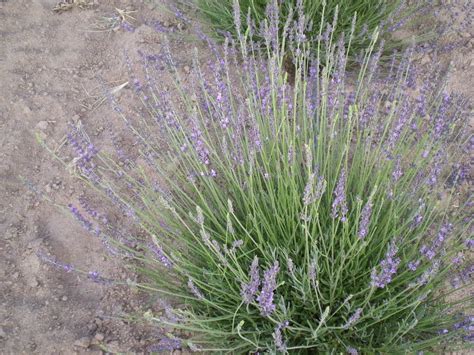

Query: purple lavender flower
left=231, top=239, right=243, bottom=251
left=120, top=21, right=135, bottom=32
left=408, top=260, right=421, bottom=271
left=87, top=271, right=111, bottom=284
left=257, top=261, right=279, bottom=317
left=149, top=337, right=181, bottom=352
left=371, top=241, right=400, bottom=288
left=343, top=308, right=363, bottom=329
left=241, top=256, right=260, bottom=304
left=37, top=251, right=74, bottom=273
left=453, top=315, right=474, bottom=342
left=149, top=242, right=173, bottom=269
left=457, top=264, right=473, bottom=284
left=360, top=92, right=378, bottom=128
left=332, top=169, right=348, bottom=222
left=38, top=252, right=112, bottom=284
left=188, top=279, right=204, bottom=300
left=387, top=99, right=411, bottom=151
left=452, top=253, right=464, bottom=265
left=68, top=203, right=99, bottom=235
left=358, top=200, right=373, bottom=239
left=426, top=152, right=444, bottom=187
left=263, top=0, right=279, bottom=50
left=347, top=347, right=359, bottom=355
left=411, top=260, right=440, bottom=287
left=67, top=130, right=99, bottom=179
left=232, top=0, right=241, bottom=37
left=273, top=320, right=289, bottom=352
left=420, top=223, right=453, bottom=261
left=412, top=213, right=423, bottom=228
left=433, top=93, right=452, bottom=139
left=391, top=158, right=403, bottom=183
left=466, top=239, right=474, bottom=249
left=78, top=196, right=108, bottom=225
left=420, top=245, right=436, bottom=260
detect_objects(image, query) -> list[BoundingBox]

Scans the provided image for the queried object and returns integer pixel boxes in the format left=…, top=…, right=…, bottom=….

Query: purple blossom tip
left=371, top=240, right=400, bottom=289
left=241, top=256, right=260, bottom=304
left=358, top=200, right=373, bottom=239
left=332, top=169, right=348, bottom=222
left=149, top=242, right=173, bottom=269
left=257, top=261, right=279, bottom=317
left=273, top=320, right=289, bottom=352
left=343, top=308, right=363, bottom=329
left=188, top=279, right=204, bottom=300
left=149, top=337, right=181, bottom=352
left=408, top=260, right=421, bottom=271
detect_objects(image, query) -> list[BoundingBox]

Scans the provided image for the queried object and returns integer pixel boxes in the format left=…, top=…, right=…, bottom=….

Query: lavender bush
left=40, top=2, right=473, bottom=353
left=192, top=0, right=430, bottom=61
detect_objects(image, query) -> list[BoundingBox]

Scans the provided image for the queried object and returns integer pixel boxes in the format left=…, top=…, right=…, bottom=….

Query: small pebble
left=36, top=121, right=49, bottom=131
left=61, top=295, right=68, bottom=302
left=74, top=337, right=91, bottom=348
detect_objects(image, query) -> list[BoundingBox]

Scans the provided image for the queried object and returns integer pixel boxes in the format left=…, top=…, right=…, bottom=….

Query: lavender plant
left=41, top=2, right=473, bottom=353
left=189, top=0, right=431, bottom=62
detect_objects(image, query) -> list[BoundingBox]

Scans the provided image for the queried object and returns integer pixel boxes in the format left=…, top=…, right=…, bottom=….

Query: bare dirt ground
left=0, top=0, right=472, bottom=354
left=0, top=0, right=194, bottom=353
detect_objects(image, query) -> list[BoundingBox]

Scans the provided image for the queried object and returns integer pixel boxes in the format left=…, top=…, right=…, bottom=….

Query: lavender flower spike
left=232, top=0, right=241, bottom=38
left=241, top=256, right=260, bottom=304
left=149, top=241, right=173, bottom=269
left=257, top=261, right=279, bottom=317
left=148, top=337, right=181, bottom=352
left=358, top=200, right=373, bottom=239
left=332, top=169, right=348, bottom=222
left=371, top=240, right=400, bottom=288
left=273, top=320, right=289, bottom=352
left=188, top=279, right=204, bottom=300
left=343, top=308, right=363, bottom=329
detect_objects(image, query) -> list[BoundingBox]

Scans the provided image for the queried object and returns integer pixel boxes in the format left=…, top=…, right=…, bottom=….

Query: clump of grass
left=190, top=0, right=429, bottom=62
left=44, top=2, right=473, bottom=353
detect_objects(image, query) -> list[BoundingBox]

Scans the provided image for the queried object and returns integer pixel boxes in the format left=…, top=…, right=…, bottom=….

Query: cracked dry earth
left=0, top=0, right=472, bottom=354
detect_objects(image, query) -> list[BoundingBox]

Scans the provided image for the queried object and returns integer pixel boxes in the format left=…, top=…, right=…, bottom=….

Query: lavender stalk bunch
left=41, top=1, right=473, bottom=353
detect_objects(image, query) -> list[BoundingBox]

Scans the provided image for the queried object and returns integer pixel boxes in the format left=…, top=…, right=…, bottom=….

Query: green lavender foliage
left=47, top=3, right=473, bottom=354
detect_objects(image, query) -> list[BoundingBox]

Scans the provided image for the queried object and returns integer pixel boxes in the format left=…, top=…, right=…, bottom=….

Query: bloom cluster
left=420, top=223, right=453, bottom=261
left=257, top=261, right=280, bottom=317
left=241, top=256, right=260, bottom=304
left=331, top=169, right=348, bottom=222
left=371, top=241, right=400, bottom=288
left=358, top=200, right=373, bottom=239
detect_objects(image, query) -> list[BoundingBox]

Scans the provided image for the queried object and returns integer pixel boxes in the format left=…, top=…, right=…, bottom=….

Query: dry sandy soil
left=0, top=0, right=472, bottom=354
left=0, top=0, right=195, bottom=353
